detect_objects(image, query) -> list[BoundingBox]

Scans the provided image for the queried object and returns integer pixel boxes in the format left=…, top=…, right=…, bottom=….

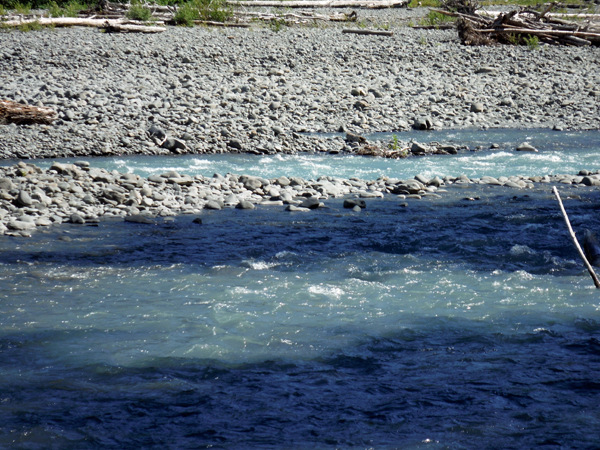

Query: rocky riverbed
left=0, top=6, right=599, bottom=160
left=2, top=158, right=600, bottom=237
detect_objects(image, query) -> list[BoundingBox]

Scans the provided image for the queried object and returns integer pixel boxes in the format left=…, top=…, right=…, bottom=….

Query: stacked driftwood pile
left=435, top=1, right=600, bottom=46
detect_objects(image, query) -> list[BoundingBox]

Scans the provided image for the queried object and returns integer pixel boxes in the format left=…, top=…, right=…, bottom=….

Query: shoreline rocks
left=1, top=160, right=599, bottom=237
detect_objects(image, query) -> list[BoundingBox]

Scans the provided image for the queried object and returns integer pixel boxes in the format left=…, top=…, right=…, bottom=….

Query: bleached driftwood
left=2, top=17, right=166, bottom=32
left=478, top=27, right=600, bottom=41
left=235, top=10, right=356, bottom=21
left=193, top=20, right=251, bottom=27
left=227, top=0, right=408, bottom=8
left=553, top=186, right=600, bottom=289
left=0, top=100, right=57, bottom=125
left=342, top=28, right=393, bottom=35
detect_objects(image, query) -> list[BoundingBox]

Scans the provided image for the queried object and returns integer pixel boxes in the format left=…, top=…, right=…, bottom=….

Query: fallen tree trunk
left=1, top=17, right=166, bottom=32
left=102, top=22, right=167, bottom=33
left=193, top=20, right=251, bottom=27
left=227, top=0, right=408, bottom=8
left=235, top=10, right=356, bottom=21
left=479, top=27, right=600, bottom=41
left=0, top=100, right=57, bottom=125
left=342, top=28, right=393, bottom=35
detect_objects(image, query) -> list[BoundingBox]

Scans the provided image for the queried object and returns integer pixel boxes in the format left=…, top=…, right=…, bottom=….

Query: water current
left=1, top=129, right=600, bottom=449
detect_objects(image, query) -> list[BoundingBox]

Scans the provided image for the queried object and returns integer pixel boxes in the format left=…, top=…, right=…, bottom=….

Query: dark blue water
left=1, top=183, right=600, bottom=449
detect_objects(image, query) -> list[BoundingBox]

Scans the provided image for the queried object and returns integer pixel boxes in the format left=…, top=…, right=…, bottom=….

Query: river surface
left=1, top=129, right=600, bottom=449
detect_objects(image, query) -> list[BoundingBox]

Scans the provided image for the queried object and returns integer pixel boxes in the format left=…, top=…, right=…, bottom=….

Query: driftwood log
left=0, top=100, right=57, bottom=125
left=478, top=10, right=600, bottom=20
left=193, top=20, right=251, bottom=27
left=1, top=17, right=166, bottom=32
left=235, top=10, right=356, bottom=22
left=342, top=28, right=393, bottom=35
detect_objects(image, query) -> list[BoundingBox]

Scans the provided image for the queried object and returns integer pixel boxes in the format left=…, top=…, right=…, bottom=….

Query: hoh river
left=1, top=9, right=600, bottom=449
left=1, top=129, right=600, bottom=449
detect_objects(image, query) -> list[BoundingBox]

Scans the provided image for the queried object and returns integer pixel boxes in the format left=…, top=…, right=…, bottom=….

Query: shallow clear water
left=1, top=129, right=600, bottom=449
left=5, top=129, right=600, bottom=181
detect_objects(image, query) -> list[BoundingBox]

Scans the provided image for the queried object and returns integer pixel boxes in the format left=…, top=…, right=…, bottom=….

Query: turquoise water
left=1, top=129, right=600, bottom=449
left=6, top=129, right=600, bottom=180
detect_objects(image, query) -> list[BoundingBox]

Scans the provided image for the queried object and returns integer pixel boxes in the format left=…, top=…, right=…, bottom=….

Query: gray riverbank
left=2, top=158, right=600, bottom=237
left=0, top=7, right=599, bottom=160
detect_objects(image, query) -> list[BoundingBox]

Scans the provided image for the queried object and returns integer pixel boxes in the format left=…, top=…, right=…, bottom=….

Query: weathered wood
left=101, top=22, right=167, bottom=33
left=227, top=0, right=408, bottom=8
left=0, top=100, right=57, bottom=125
left=2, top=17, right=166, bottom=32
left=558, top=35, right=592, bottom=46
left=193, top=20, right=251, bottom=27
left=480, top=27, right=600, bottom=41
left=342, top=28, right=393, bottom=35
left=439, top=6, right=600, bottom=46
left=553, top=186, right=600, bottom=289
left=235, top=10, right=355, bottom=21
left=477, top=10, right=600, bottom=20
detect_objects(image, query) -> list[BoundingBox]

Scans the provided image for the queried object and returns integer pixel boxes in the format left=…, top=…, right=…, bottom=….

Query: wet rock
left=300, top=197, right=321, bottom=209
left=516, top=143, right=538, bottom=152
left=205, top=200, right=222, bottom=210
left=343, top=198, right=366, bottom=209
left=8, top=220, right=35, bottom=231
left=582, top=176, right=600, bottom=187
left=69, top=213, right=85, bottom=224
left=345, top=132, right=366, bottom=144
left=125, top=214, right=155, bottom=224
left=275, top=176, right=290, bottom=187
left=411, top=142, right=428, bottom=154
left=285, top=205, right=310, bottom=212
left=236, top=200, right=255, bottom=210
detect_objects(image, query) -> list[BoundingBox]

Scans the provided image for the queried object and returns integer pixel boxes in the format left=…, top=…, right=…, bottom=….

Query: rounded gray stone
left=236, top=200, right=255, bottom=210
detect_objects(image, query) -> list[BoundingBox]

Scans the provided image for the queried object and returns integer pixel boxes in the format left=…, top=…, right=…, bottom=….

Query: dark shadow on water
left=1, top=315, right=600, bottom=449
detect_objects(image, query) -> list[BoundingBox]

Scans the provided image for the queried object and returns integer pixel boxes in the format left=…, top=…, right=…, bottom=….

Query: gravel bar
left=0, top=7, right=599, bottom=160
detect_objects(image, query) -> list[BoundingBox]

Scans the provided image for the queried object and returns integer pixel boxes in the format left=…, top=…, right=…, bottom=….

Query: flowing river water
left=1, top=129, right=600, bottom=449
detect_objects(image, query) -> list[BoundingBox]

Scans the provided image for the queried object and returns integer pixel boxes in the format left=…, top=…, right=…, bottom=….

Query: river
left=1, top=129, right=599, bottom=449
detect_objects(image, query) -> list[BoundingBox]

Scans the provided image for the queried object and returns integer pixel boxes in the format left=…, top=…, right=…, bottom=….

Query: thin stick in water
left=553, top=186, right=600, bottom=289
